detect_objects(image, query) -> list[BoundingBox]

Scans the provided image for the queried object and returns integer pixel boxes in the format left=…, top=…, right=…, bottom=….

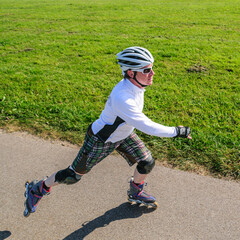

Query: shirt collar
left=123, top=78, right=145, bottom=93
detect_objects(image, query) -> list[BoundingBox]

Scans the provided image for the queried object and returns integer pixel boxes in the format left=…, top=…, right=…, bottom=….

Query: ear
left=127, top=70, right=134, bottom=78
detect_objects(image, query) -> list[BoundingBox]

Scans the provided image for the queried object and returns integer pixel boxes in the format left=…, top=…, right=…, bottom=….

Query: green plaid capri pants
left=71, top=125, right=153, bottom=174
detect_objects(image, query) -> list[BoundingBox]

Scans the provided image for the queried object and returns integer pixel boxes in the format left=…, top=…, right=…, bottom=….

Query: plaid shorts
left=71, top=125, right=152, bottom=174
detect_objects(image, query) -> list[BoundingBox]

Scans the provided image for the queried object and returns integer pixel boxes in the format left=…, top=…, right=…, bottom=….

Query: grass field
left=0, top=0, right=239, bottom=179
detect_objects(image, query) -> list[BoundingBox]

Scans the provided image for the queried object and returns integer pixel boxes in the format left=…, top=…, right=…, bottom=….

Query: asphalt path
left=0, top=130, right=239, bottom=240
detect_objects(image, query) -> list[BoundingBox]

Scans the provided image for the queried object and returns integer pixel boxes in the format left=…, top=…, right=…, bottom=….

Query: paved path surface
left=0, top=130, right=239, bottom=240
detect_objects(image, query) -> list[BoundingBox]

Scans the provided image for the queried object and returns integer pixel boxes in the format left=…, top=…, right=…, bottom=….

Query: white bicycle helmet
left=116, top=46, right=154, bottom=71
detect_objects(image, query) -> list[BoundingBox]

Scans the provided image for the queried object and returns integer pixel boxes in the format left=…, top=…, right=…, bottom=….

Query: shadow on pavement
left=0, top=231, right=11, bottom=240
left=63, top=202, right=156, bottom=240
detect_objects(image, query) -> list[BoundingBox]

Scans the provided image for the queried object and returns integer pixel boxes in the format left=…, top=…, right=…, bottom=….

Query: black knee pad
left=55, top=167, right=81, bottom=185
left=137, top=157, right=155, bottom=174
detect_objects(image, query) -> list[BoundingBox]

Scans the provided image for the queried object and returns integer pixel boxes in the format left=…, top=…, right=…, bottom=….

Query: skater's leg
left=24, top=166, right=83, bottom=216
left=44, top=166, right=83, bottom=187
left=133, top=167, right=146, bottom=184
left=116, top=132, right=157, bottom=205
left=116, top=131, right=155, bottom=183
left=44, top=172, right=58, bottom=187
left=128, top=160, right=156, bottom=203
left=24, top=124, right=118, bottom=216
left=129, top=159, right=156, bottom=204
left=132, top=154, right=155, bottom=184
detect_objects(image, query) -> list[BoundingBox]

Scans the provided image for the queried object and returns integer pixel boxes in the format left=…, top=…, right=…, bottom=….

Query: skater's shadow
left=0, top=231, right=11, bottom=240
left=63, top=202, right=155, bottom=240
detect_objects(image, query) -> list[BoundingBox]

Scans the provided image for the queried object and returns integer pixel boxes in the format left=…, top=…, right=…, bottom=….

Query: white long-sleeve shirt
left=92, top=79, right=177, bottom=143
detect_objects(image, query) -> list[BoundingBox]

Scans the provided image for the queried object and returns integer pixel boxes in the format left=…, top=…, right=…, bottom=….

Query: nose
left=150, top=69, right=155, bottom=75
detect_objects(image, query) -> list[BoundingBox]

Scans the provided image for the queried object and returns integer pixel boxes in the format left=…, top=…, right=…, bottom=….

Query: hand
left=177, top=126, right=192, bottom=139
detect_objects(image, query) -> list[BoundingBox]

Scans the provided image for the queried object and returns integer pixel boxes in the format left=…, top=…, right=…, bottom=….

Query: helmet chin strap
left=133, top=72, right=148, bottom=88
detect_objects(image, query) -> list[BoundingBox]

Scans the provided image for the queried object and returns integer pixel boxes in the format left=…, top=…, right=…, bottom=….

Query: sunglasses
left=135, top=66, right=153, bottom=74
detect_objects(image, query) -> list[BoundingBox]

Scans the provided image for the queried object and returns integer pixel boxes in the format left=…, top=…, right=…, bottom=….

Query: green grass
left=0, top=0, right=239, bottom=179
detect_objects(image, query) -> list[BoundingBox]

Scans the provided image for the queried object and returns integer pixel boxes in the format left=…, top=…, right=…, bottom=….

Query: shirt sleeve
left=112, top=95, right=177, bottom=138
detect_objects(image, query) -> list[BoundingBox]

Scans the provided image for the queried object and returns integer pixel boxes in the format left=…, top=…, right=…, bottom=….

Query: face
left=128, top=64, right=155, bottom=88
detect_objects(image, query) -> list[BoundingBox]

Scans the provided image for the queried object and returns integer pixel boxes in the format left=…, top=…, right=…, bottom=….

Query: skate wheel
left=128, top=199, right=142, bottom=206
left=23, top=210, right=30, bottom=217
left=151, top=201, right=159, bottom=209
left=24, top=212, right=30, bottom=217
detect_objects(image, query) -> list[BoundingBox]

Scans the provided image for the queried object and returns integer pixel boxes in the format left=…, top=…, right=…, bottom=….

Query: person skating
left=24, top=46, right=191, bottom=217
